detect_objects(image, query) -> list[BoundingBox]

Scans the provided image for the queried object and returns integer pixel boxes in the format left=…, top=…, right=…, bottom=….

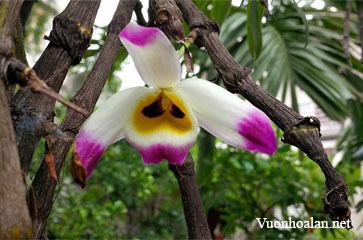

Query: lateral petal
left=123, top=89, right=199, bottom=165
left=175, top=78, right=276, bottom=154
left=119, top=22, right=181, bottom=88
left=75, top=87, right=153, bottom=178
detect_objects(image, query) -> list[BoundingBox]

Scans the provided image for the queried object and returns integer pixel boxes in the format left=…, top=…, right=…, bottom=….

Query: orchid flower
left=75, top=22, right=276, bottom=178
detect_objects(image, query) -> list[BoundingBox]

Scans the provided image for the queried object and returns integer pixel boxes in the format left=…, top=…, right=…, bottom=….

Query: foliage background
left=25, top=0, right=363, bottom=239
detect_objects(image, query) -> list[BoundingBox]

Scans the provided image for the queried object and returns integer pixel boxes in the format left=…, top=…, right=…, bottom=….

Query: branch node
left=186, top=29, right=198, bottom=43
left=149, top=0, right=185, bottom=41
left=322, top=183, right=351, bottom=227
left=7, top=57, right=90, bottom=117
left=43, top=121, right=73, bottom=143
left=282, top=116, right=321, bottom=143
left=44, top=18, right=93, bottom=65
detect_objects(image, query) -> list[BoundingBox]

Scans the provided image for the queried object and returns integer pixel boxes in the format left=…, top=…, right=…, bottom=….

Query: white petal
left=175, top=78, right=276, bottom=154
left=123, top=89, right=199, bottom=164
left=119, top=22, right=181, bottom=88
left=75, top=87, right=153, bottom=177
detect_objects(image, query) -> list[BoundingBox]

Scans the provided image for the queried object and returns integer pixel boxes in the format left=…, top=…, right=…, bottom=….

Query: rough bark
left=12, top=0, right=101, bottom=175
left=27, top=0, right=137, bottom=238
left=148, top=0, right=184, bottom=41
left=175, top=0, right=350, bottom=225
left=169, top=154, right=212, bottom=240
left=0, top=0, right=32, bottom=238
left=135, top=0, right=147, bottom=26
left=0, top=78, right=32, bottom=240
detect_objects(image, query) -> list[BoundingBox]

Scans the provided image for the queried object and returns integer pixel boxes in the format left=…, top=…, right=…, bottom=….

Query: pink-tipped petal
left=119, top=22, right=181, bottom=88
left=119, top=23, right=159, bottom=46
left=127, top=139, right=193, bottom=165
left=175, top=78, right=276, bottom=154
left=238, top=110, right=276, bottom=154
left=75, top=130, right=106, bottom=178
left=75, top=87, right=152, bottom=178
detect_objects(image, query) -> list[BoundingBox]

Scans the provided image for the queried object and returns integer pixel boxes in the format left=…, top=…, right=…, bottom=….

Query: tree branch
left=134, top=0, right=147, bottom=26
left=7, top=57, right=89, bottom=117
left=169, top=154, right=212, bottom=240
left=12, top=0, right=101, bottom=175
left=148, top=0, right=184, bottom=41
left=0, top=0, right=32, bottom=238
left=174, top=0, right=350, bottom=225
left=27, top=0, right=137, bottom=238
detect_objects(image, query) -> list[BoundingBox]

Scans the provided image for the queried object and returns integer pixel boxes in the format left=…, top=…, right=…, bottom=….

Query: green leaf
left=293, top=0, right=310, bottom=48
left=220, top=12, right=247, bottom=49
left=193, top=0, right=212, bottom=11
left=246, top=0, right=265, bottom=59
left=211, top=0, right=232, bottom=26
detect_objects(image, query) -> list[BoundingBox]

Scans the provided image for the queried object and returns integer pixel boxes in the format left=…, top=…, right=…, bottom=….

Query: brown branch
left=357, top=0, right=363, bottom=68
left=174, top=0, right=351, bottom=226
left=27, top=0, right=137, bottom=238
left=148, top=0, right=184, bottom=41
left=343, top=0, right=352, bottom=66
left=134, top=0, right=147, bottom=26
left=0, top=76, right=32, bottom=240
left=12, top=0, right=101, bottom=175
left=7, top=57, right=89, bottom=117
left=14, top=18, right=28, bottom=66
left=169, top=154, right=212, bottom=240
left=0, top=0, right=32, bottom=238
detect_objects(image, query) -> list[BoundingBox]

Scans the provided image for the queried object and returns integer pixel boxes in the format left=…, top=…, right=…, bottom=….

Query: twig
left=7, top=57, right=90, bottom=117
left=174, top=0, right=351, bottom=226
left=0, top=0, right=32, bottom=238
left=35, top=83, right=89, bottom=117
left=169, top=154, right=212, bottom=240
left=148, top=0, right=184, bottom=41
left=343, top=0, right=352, bottom=66
left=134, top=0, right=147, bottom=26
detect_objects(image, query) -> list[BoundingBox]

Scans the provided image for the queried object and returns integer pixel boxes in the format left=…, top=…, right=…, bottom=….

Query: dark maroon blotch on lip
left=142, top=98, right=164, bottom=118
left=170, top=103, right=185, bottom=118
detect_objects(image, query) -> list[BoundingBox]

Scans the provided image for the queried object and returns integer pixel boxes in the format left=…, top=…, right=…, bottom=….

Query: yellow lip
left=131, top=90, right=192, bottom=135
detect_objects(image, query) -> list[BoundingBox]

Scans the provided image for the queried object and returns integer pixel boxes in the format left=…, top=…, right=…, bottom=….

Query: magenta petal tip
left=75, top=130, right=106, bottom=178
left=238, top=110, right=276, bottom=154
left=127, top=140, right=194, bottom=165
left=119, top=22, right=160, bottom=46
